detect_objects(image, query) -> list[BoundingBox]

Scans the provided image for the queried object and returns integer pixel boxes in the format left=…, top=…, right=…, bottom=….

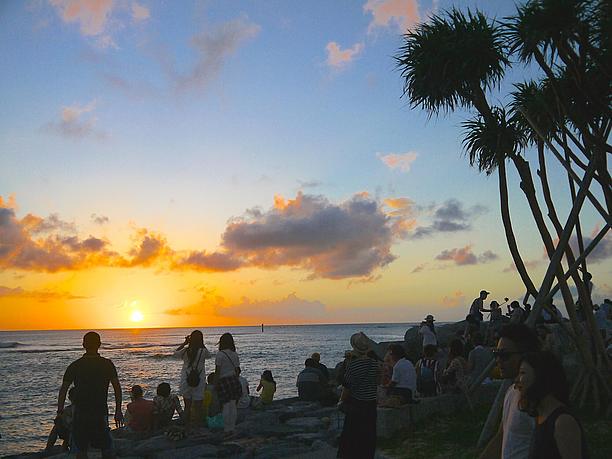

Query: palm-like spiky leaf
left=462, top=107, right=526, bottom=175
left=509, top=81, right=565, bottom=145
left=505, top=0, right=586, bottom=63
left=396, top=8, right=508, bottom=115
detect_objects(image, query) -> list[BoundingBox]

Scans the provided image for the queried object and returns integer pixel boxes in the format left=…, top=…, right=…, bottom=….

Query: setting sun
left=130, top=310, right=144, bottom=323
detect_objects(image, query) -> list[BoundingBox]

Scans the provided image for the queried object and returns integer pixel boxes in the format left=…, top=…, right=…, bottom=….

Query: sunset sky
left=1, top=0, right=610, bottom=330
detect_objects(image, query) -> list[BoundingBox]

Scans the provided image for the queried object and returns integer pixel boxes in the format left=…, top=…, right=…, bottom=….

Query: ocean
left=0, top=323, right=412, bottom=456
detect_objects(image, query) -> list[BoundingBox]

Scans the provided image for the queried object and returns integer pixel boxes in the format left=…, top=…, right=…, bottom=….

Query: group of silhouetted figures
left=47, top=294, right=608, bottom=459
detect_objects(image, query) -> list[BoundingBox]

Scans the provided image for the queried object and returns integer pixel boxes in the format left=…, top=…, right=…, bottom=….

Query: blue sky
left=0, top=0, right=609, bottom=329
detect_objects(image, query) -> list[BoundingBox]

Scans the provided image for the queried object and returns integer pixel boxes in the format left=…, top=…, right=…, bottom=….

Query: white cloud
left=378, top=151, right=418, bottom=172
left=326, top=41, right=364, bottom=69
left=364, top=0, right=420, bottom=33
left=131, top=2, right=150, bottom=21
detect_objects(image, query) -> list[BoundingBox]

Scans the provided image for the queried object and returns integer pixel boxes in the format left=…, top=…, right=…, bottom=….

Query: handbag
left=221, top=351, right=243, bottom=398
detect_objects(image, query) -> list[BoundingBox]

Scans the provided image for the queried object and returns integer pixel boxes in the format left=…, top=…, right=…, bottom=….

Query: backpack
left=186, top=349, right=203, bottom=387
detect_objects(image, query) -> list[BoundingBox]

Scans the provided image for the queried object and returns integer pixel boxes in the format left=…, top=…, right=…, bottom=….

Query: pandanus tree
left=397, top=0, right=611, bottom=444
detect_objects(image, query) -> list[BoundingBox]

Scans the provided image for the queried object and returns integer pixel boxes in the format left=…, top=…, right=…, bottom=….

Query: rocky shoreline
left=4, top=321, right=572, bottom=459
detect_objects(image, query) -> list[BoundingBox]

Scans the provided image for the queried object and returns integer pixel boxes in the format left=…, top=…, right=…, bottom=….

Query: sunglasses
left=493, top=350, right=522, bottom=361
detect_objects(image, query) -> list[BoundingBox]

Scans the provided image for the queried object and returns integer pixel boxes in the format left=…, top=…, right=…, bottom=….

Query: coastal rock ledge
left=4, top=398, right=397, bottom=459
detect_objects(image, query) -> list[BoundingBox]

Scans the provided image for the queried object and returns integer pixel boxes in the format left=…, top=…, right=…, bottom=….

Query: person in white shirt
left=419, top=315, right=438, bottom=349
left=479, top=324, right=540, bottom=459
left=386, top=344, right=416, bottom=403
left=174, top=330, right=212, bottom=430
left=214, top=333, right=241, bottom=434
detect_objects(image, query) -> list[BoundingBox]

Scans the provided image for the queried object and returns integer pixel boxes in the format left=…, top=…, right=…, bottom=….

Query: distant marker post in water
left=261, top=323, right=264, bottom=333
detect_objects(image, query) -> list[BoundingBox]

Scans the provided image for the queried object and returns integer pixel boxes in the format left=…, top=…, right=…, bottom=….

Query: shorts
left=72, top=413, right=113, bottom=452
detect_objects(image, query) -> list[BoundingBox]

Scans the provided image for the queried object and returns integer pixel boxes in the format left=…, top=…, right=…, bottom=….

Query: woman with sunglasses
left=516, top=351, right=589, bottom=459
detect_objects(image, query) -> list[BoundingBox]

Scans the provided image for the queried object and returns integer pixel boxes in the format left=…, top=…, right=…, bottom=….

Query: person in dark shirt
left=310, top=352, right=329, bottom=383
left=296, top=358, right=325, bottom=401
left=57, top=331, right=123, bottom=459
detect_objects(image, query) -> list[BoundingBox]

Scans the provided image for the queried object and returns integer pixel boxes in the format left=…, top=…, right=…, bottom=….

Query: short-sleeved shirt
left=470, top=298, right=484, bottom=321
left=391, top=358, right=417, bottom=391
left=63, top=353, right=118, bottom=416
left=343, top=357, right=379, bottom=401
left=419, top=325, right=438, bottom=347
left=502, top=385, right=535, bottom=459
left=126, top=398, right=154, bottom=432
left=215, top=350, right=239, bottom=378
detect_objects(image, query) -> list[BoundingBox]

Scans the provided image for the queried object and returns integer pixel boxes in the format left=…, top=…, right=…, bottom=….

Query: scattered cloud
left=220, top=192, right=406, bottom=279
left=364, top=0, right=420, bottom=33
left=1, top=193, right=410, bottom=280
left=325, top=41, right=364, bottom=69
left=436, top=245, right=477, bottom=265
left=411, top=199, right=486, bottom=239
left=442, top=290, right=466, bottom=307
left=297, top=180, right=323, bottom=189
left=50, top=0, right=115, bottom=36
left=435, top=245, right=498, bottom=266
left=90, top=213, right=109, bottom=225
left=45, top=100, right=107, bottom=140
left=215, top=293, right=327, bottom=323
left=131, top=2, right=150, bottom=22
left=0, top=285, right=87, bottom=302
left=174, top=250, right=243, bottom=272
left=411, top=263, right=426, bottom=273
left=378, top=151, right=418, bottom=172
left=175, top=17, right=260, bottom=92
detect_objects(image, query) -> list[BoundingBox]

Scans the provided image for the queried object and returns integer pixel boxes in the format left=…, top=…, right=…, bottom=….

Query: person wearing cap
left=470, top=290, right=492, bottom=325
left=337, top=332, right=380, bottom=459
left=418, top=315, right=437, bottom=350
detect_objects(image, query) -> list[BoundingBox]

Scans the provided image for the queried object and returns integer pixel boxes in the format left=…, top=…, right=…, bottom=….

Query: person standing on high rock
left=470, top=290, right=491, bottom=324
left=57, top=331, right=123, bottom=459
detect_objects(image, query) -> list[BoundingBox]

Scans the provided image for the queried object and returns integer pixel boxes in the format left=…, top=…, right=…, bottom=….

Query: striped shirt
left=343, top=357, right=379, bottom=401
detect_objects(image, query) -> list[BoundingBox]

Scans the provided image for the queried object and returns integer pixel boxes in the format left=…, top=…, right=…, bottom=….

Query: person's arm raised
left=111, top=377, right=124, bottom=428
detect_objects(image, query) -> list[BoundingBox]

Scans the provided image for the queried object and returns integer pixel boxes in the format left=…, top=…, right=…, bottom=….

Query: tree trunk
left=497, top=159, right=538, bottom=297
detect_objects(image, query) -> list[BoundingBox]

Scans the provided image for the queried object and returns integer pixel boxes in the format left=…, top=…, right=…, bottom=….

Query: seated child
left=153, top=382, right=184, bottom=428
left=415, top=344, right=440, bottom=397
left=203, top=373, right=221, bottom=418
left=46, top=387, right=75, bottom=451
left=254, top=370, right=276, bottom=407
left=126, top=385, right=154, bottom=432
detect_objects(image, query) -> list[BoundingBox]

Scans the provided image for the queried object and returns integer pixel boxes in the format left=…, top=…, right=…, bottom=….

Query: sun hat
left=350, top=332, right=370, bottom=355
left=424, top=314, right=435, bottom=322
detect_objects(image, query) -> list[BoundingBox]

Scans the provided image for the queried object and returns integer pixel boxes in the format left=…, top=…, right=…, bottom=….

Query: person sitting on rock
left=310, top=352, right=330, bottom=383
left=415, top=345, right=440, bottom=397
left=467, top=333, right=494, bottom=386
left=152, top=382, right=183, bottom=429
left=297, top=358, right=325, bottom=401
left=254, top=370, right=276, bottom=407
left=46, top=387, right=75, bottom=451
left=385, top=344, right=416, bottom=404
left=203, top=373, right=222, bottom=419
left=126, top=385, right=154, bottom=432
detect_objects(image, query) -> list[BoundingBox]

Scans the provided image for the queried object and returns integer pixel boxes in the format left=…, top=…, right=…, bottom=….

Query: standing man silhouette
left=57, top=331, right=123, bottom=458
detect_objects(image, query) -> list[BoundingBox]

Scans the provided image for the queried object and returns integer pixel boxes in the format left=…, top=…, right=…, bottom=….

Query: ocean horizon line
left=0, top=320, right=453, bottom=334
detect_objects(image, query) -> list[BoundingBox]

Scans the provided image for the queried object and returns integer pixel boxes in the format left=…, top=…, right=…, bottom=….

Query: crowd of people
left=47, top=290, right=609, bottom=458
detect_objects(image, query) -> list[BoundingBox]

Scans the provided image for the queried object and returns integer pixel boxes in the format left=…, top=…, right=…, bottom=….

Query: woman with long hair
left=516, top=351, right=589, bottom=459
left=174, top=330, right=211, bottom=431
left=215, top=332, right=242, bottom=435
